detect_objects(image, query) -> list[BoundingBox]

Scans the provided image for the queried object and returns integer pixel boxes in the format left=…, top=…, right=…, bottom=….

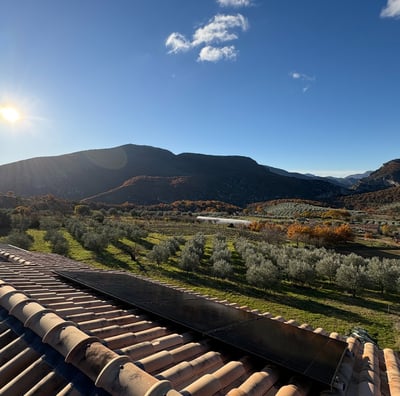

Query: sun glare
left=0, top=106, right=22, bottom=123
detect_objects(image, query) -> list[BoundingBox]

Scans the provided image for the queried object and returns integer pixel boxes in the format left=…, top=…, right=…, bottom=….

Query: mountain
left=324, top=172, right=372, bottom=188
left=0, top=145, right=178, bottom=200
left=265, top=166, right=313, bottom=180
left=339, top=186, right=400, bottom=210
left=353, top=159, right=400, bottom=193
left=266, top=166, right=371, bottom=188
left=0, top=144, right=343, bottom=207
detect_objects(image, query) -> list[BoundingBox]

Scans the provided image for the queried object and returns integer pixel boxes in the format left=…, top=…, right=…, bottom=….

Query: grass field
left=11, top=219, right=400, bottom=349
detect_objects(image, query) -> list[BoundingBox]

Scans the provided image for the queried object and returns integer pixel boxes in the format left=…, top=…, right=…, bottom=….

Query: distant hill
left=326, top=172, right=373, bottom=188
left=266, top=166, right=371, bottom=188
left=256, top=160, right=400, bottom=210
left=265, top=166, right=313, bottom=180
left=353, top=159, right=400, bottom=193
left=339, top=186, right=400, bottom=210
left=0, top=144, right=343, bottom=207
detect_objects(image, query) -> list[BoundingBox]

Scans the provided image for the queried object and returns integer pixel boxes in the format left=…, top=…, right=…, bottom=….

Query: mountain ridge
left=0, top=143, right=397, bottom=207
left=0, top=144, right=345, bottom=206
left=352, top=159, right=400, bottom=193
left=266, top=166, right=372, bottom=187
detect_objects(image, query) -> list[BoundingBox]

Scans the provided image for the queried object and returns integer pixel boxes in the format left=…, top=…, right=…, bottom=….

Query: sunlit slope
left=354, top=159, right=400, bottom=193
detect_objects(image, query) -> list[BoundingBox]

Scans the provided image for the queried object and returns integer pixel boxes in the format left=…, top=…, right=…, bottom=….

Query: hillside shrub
left=0, top=210, right=12, bottom=236
left=6, top=231, right=34, bottom=250
left=179, top=248, right=200, bottom=271
left=82, top=231, right=108, bottom=253
left=212, top=259, right=233, bottom=278
left=148, top=244, right=170, bottom=264
left=44, top=229, right=69, bottom=256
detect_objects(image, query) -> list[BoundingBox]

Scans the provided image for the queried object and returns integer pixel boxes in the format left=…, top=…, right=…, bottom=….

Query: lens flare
left=0, top=106, right=21, bottom=123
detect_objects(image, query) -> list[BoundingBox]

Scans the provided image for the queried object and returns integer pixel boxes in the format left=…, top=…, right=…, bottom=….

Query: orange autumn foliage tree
left=287, top=223, right=313, bottom=246
left=333, top=224, right=354, bottom=242
left=287, top=223, right=354, bottom=246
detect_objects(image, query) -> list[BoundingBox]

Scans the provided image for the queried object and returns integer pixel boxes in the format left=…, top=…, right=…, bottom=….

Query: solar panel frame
left=56, top=270, right=347, bottom=388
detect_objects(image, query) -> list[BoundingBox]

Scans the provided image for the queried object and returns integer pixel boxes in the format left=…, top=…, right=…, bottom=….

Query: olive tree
left=6, top=231, right=34, bottom=250
left=246, top=259, right=280, bottom=290
left=316, top=253, right=342, bottom=283
left=213, top=259, right=233, bottom=279
left=367, top=257, right=400, bottom=294
left=336, top=263, right=367, bottom=297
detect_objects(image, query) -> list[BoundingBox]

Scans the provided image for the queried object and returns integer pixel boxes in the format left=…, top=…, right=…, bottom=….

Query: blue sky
left=0, top=0, right=400, bottom=177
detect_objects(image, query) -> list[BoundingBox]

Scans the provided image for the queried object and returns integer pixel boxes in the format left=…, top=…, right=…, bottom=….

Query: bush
left=316, top=254, right=341, bottom=282
left=66, top=219, right=86, bottom=241
left=336, top=263, right=367, bottom=297
left=74, top=204, right=91, bottom=216
left=6, top=231, right=34, bottom=250
left=287, top=259, right=316, bottom=286
left=164, top=237, right=182, bottom=255
left=52, top=237, right=69, bottom=256
left=367, top=257, right=400, bottom=294
left=179, top=248, right=200, bottom=271
left=82, top=231, right=108, bottom=253
left=211, top=236, right=231, bottom=264
left=40, top=217, right=63, bottom=230
left=246, top=259, right=280, bottom=290
left=121, top=223, right=148, bottom=241
left=212, top=259, right=233, bottom=278
left=44, top=229, right=69, bottom=256
left=11, top=214, right=31, bottom=231
left=0, top=210, right=12, bottom=236
left=191, top=233, right=205, bottom=256
left=147, top=244, right=170, bottom=264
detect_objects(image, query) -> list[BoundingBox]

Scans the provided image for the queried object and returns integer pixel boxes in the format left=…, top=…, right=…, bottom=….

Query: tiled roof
left=0, top=244, right=399, bottom=396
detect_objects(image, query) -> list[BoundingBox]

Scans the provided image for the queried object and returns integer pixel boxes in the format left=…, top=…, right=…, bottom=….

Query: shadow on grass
left=318, top=282, right=400, bottom=315
left=95, top=249, right=146, bottom=274
left=335, top=243, right=400, bottom=260
left=230, top=250, right=246, bottom=277
left=108, top=241, right=149, bottom=273
left=114, top=240, right=138, bottom=257
left=137, top=238, right=155, bottom=250
left=94, top=250, right=132, bottom=270
left=155, top=264, right=371, bottom=327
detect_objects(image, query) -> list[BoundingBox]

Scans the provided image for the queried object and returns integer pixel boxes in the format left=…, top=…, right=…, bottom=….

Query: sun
left=0, top=106, right=22, bottom=123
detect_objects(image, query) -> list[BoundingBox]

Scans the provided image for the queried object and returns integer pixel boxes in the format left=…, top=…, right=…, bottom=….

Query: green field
left=20, top=218, right=400, bottom=350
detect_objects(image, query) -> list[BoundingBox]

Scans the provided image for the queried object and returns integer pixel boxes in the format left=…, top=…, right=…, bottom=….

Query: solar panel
left=56, top=270, right=347, bottom=387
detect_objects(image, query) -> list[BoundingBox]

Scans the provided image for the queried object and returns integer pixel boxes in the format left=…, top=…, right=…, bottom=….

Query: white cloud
left=217, top=0, right=252, bottom=7
left=290, top=71, right=315, bottom=93
left=198, top=45, right=238, bottom=62
left=289, top=71, right=315, bottom=81
left=192, top=14, right=248, bottom=47
left=165, top=32, right=191, bottom=54
left=166, top=13, right=248, bottom=63
left=381, top=0, right=400, bottom=18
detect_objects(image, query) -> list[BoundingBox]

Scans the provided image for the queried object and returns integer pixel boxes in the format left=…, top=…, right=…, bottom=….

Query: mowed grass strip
left=27, top=229, right=52, bottom=253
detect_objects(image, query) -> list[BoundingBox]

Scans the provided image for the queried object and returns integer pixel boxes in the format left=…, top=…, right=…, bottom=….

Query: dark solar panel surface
left=56, top=270, right=347, bottom=387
